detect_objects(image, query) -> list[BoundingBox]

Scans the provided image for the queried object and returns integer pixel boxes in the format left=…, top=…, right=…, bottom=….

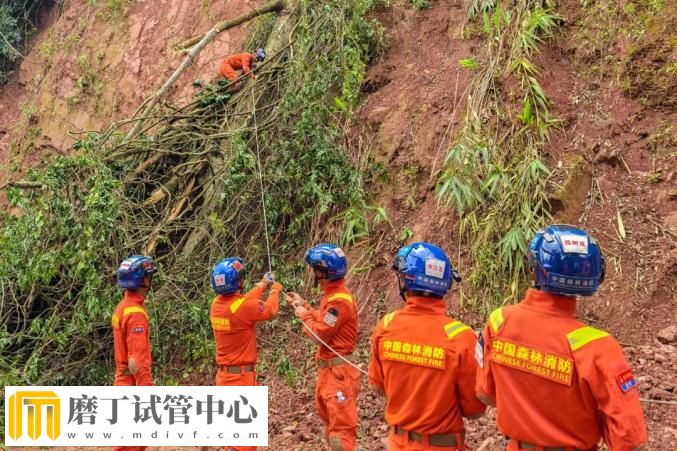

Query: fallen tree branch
left=640, top=398, right=677, bottom=405
left=176, top=0, right=286, bottom=50
left=125, top=0, right=286, bottom=141
left=0, top=181, right=45, bottom=190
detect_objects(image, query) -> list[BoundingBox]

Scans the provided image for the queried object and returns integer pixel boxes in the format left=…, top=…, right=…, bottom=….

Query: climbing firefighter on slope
left=112, top=255, right=158, bottom=451
left=475, top=224, right=647, bottom=451
left=209, top=257, right=282, bottom=451
left=286, top=244, right=360, bottom=451
left=369, top=242, right=485, bottom=451
left=219, top=48, right=266, bottom=85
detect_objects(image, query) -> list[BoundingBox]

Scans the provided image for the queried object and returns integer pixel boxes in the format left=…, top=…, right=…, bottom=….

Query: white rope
left=251, top=87, right=273, bottom=273
left=300, top=320, right=369, bottom=377
left=250, top=85, right=366, bottom=377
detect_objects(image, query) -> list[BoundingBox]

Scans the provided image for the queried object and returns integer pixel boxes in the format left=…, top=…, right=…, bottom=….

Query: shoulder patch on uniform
left=327, top=292, right=353, bottom=304
left=444, top=320, right=471, bottom=340
left=617, top=369, right=638, bottom=393
left=123, top=306, right=148, bottom=319
left=131, top=326, right=145, bottom=333
left=323, top=308, right=339, bottom=327
left=489, top=307, right=505, bottom=333
left=230, top=297, right=246, bottom=314
left=382, top=312, right=396, bottom=329
left=567, top=326, right=610, bottom=351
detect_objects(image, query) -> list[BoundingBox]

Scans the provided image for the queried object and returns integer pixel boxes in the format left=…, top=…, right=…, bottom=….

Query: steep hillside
left=0, top=0, right=675, bottom=449
left=0, top=0, right=259, bottom=184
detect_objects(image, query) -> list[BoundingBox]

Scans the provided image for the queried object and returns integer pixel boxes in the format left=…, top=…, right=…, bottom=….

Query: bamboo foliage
left=438, top=0, right=561, bottom=311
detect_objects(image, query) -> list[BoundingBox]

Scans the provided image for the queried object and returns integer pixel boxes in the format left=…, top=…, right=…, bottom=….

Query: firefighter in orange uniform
left=476, top=225, right=647, bottom=451
left=112, top=255, right=157, bottom=451
left=369, top=242, right=485, bottom=451
left=209, top=257, right=282, bottom=451
left=219, top=49, right=266, bottom=83
left=286, top=244, right=359, bottom=451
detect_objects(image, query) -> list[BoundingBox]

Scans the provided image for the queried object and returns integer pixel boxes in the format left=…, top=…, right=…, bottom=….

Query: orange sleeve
left=577, top=338, right=647, bottom=450
left=299, top=300, right=346, bottom=343
left=474, top=322, right=496, bottom=402
left=368, top=324, right=385, bottom=390
left=241, top=282, right=281, bottom=323
left=302, top=302, right=322, bottom=321
left=241, top=54, right=253, bottom=75
left=245, top=282, right=266, bottom=300
left=456, top=331, right=486, bottom=417
left=125, top=312, right=153, bottom=385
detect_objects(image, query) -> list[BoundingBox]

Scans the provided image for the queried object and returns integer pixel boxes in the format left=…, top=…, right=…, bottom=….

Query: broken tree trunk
left=176, top=0, right=286, bottom=50
left=178, top=0, right=300, bottom=260
left=125, top=0, right=286, bottom=141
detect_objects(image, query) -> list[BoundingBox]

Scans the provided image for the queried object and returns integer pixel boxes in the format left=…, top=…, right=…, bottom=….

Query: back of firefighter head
left=392, top=242, right=461, bottom=300
left=528, top=224, right=605, bottom=297
left=211, top=257, right=246, bottom=295
left=117, top=255, right=157, bottom=294
left=304, top=244, right=347, bottom=286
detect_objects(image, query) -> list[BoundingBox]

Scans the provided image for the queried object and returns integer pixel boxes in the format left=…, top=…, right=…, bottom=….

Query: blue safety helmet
left=304, top=244, right=347, bottom=281
left=211, top=258, right=246, bottom=295
left=255, top=48, right=266, bottom=61
left=117, top=255, right=157, bottom=290
left=392, top=242, right=461, bottom=298
left=528, top=224, right=605, bottom=297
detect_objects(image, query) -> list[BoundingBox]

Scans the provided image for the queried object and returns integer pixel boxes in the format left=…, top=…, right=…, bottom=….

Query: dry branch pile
left=0, top=0, right=386, bottom=400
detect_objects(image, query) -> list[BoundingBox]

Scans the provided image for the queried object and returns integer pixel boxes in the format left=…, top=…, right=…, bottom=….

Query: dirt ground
left=2, top=0, right=675, bottom=449
left=0, top=0, right=264, bottom=186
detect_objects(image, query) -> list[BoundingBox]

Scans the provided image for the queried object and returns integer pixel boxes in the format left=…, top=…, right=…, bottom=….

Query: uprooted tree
left=0, top=0, right=387, bottom=399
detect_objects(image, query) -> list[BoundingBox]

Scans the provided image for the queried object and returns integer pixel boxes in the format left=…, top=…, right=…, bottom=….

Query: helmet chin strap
left=397, top=274, right=407, bottom=302
left=141, top=275, right=153, bottom=292
left=312, top=267, right=328, bottom=287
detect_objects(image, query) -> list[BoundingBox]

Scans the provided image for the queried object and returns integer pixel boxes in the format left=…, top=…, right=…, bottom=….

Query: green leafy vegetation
left=0, top=0, right=51, bottom=84
left=0, top=0, right=387, bottom=411
left=437, top=0, right=561, bottom=312
left=458, top=57, right=480, bottom=69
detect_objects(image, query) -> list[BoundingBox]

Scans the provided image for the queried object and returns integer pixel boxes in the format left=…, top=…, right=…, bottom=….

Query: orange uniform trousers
left=315, top=364, right=360, bottom=451
left=113, top=374, right=149, bottom=451
left=388, top=429, right=467, bottom=451
left=216, top=368, right=257, bottom=451
left=507, top=440, right=596, bottom=451
left=219, top=62, right=239, bottom=82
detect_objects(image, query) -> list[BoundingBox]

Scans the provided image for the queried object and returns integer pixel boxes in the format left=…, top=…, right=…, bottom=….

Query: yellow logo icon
left=8, top=391, right=61, bottom=440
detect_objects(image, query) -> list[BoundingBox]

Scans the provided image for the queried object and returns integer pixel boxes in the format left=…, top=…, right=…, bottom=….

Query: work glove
left=264, top=271, right=275, bottom=283
left=271, top=282, right=283, bottom=292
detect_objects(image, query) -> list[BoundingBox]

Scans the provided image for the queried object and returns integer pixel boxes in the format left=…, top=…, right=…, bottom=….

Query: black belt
left=394, top=426, right=463, bottom=447
left=317, top=354, right=354, bottom=368
left=218, top=364, right=255, bottom=374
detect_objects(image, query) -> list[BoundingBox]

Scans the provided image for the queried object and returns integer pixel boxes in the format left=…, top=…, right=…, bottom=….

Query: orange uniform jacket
left=476, top=289, right=647, bottom=450
left=112, top=291, right=153, bottom=386
left=369, top=296, right=485, bottom=435
left=298, top=279, right=358, bottom=359
left=220, top=53, right=255, bottom=80
left=210, top=282, right=281, bottom=366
